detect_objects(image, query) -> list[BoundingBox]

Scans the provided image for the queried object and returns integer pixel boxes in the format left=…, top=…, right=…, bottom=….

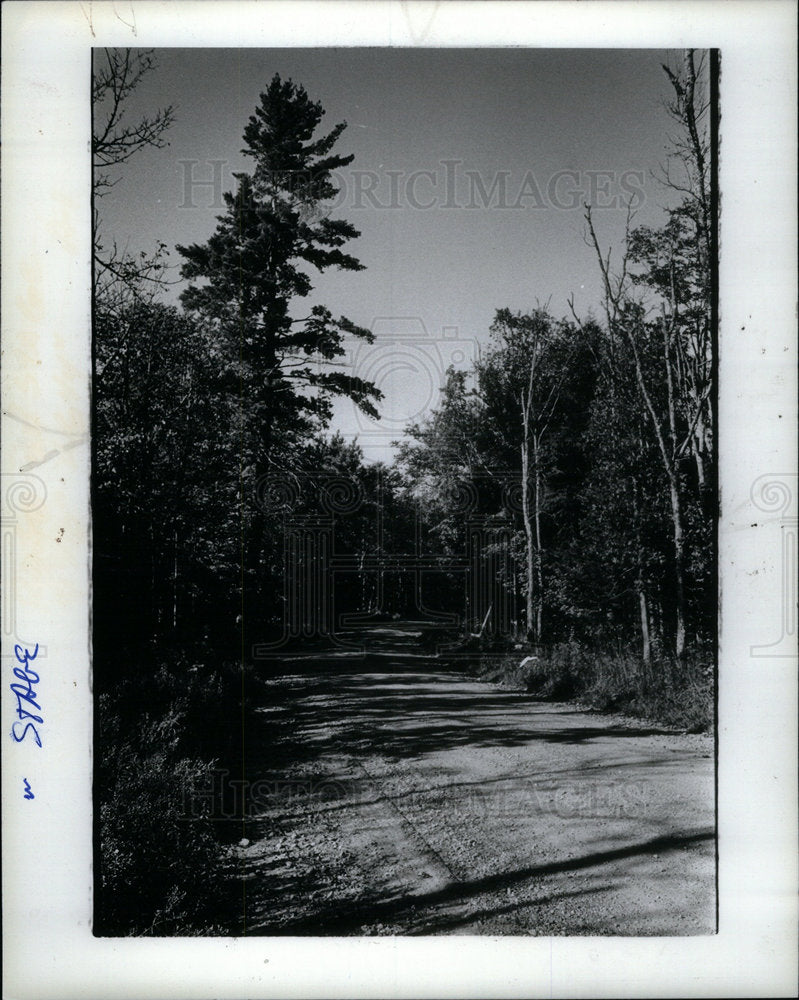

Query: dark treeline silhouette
left=93, top=50, right=715, bottom=934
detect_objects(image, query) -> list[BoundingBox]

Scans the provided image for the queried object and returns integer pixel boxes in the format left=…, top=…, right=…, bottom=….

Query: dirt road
left=234, top=626, right=715, bottom=935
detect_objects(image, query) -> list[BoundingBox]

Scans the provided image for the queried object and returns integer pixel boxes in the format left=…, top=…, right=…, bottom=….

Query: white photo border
left=2, top=2, right=796, bottom=997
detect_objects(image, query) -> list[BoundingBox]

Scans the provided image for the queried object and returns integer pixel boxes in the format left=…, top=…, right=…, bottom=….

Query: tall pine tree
left=177, top=75, right=381, bottom=651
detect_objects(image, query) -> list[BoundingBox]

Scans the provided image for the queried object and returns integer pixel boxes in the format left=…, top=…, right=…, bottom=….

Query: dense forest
left=93, top=49, right=716, bottom=934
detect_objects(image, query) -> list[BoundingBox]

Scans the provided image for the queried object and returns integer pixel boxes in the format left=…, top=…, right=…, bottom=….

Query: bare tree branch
left=93, top=48, right=177, bottom=302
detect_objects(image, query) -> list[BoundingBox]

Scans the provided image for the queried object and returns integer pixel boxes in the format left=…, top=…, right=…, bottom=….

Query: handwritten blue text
left=10, top=643, right=42, bottom=747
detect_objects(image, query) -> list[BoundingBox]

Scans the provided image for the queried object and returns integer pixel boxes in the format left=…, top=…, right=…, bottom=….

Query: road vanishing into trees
left=233, top=625, right=715, bottom=936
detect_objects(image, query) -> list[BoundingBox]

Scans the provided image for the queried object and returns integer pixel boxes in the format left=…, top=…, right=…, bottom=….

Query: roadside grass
left=473, top=640, right=714, bottom=732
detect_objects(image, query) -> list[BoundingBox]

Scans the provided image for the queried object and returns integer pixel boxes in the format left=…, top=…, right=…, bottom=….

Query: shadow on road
left=238, top=624, right=715, bottom=936
left=249, top=656, right=684, bottom=770
left=248, top=830, right=715, bottom=935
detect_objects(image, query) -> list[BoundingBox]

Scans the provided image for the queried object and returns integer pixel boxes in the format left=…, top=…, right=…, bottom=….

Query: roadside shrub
left=475, top=642, right=713, bottom=732
left=95, top=648, right=248, bottom=935
left=522, top=641, right=586, bottom=699
left=97, top=748, right=234, bottom=935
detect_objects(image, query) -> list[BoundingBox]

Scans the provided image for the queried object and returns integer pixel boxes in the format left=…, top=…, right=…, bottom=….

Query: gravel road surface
left=233, top=627, right=715, bottom=935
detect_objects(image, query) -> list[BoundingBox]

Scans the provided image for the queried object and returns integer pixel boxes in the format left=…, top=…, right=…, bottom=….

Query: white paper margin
left=2, top=2, right=796, bottom=997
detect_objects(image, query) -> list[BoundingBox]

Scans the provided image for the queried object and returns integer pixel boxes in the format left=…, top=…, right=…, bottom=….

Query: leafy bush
left=95, top=650, right=248, bottom=935
left=97, top=748, right=233, bottom=935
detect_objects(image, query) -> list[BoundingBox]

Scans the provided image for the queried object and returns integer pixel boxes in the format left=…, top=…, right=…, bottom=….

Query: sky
left=97, top=47, right=685, bottom=463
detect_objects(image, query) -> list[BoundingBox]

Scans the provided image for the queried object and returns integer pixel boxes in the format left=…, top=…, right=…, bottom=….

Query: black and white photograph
left=2, top=2, right=796, bottom=997
left=92, top=44, right=718, bottom=938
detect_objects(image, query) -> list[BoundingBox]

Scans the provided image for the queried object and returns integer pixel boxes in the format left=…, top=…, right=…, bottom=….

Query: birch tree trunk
left=520, top=431, right=535, bottom=641
left=638, top=586, right=651, bottom=665
left=533, top=433, right=544, bottom=644
left=584, top=206, right=689, bottom=659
